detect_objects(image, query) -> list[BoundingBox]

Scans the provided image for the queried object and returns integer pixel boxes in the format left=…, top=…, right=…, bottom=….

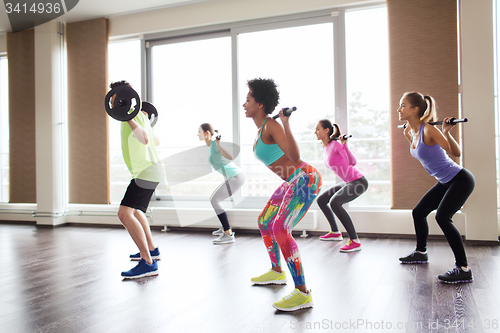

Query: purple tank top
left=410, top=123, right=462, bottom=183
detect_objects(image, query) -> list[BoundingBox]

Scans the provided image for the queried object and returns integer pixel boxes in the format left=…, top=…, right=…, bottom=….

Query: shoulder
left=325, top=139, right=339, bottom=151
left=264, top=117, right=279, bottom=129
left=422, top=123, right=441, bottom=139
left=263, top=117, right=283, bottom=134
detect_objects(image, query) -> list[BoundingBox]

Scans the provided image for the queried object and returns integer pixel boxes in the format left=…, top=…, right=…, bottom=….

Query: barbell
left=104, top=85, right=158, bottom=127
left=397, top=118, right=468, bottom=129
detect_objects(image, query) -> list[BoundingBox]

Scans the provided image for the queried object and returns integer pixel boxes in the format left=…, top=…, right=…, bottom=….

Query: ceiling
left=0, top=0, right=209, bottom=34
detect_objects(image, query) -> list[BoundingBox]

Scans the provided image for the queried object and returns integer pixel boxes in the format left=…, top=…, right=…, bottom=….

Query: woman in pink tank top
left=315, top=120, right=368, bottom=252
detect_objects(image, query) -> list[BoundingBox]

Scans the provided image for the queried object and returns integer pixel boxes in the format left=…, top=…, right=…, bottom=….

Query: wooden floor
left=1, top=223, right=499, bottom=333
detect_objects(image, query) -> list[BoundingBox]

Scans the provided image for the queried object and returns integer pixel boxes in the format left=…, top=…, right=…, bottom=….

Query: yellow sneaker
left=251, top=269, right=287, bottom=285
left=273, top=289, right=313, bottom=311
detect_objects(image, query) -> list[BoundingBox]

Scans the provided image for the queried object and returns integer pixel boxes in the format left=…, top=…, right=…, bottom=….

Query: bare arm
left=403, top=123, right=412, bottom=143
left=277, top=109, right=300, bottom=161
left=153, top=131, right=160, bottom=146
left=424, top=120, right=461, bottom=157
left=216, top=138, right=234, bottom=160
left=127, top=119, right=149, bottom=145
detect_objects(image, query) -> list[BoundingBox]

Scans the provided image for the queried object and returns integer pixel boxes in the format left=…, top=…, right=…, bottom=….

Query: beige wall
left=7, top=29, right=36, bottom=203
left=388, top=0, right=459, bottom=210
left=0, top=33, right=6, bottom=53
left=67, top=18, right=110, bottom=204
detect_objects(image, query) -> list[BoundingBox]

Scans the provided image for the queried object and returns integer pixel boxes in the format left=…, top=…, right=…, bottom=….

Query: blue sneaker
left=121, top=259, right=158, bottom=279
left=130, top=247, right=160, bottom=261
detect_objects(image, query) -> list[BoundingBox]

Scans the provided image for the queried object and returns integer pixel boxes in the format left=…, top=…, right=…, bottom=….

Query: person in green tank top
left=109, top=81, right=161, bottom=279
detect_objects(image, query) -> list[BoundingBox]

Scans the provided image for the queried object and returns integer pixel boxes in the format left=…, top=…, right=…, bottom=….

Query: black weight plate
left=104, top=86, right=141, bottom=121
left=141, top=101, right=158, bottom=127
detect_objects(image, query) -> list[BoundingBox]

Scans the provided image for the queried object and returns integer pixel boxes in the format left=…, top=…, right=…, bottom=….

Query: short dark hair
left=247, top=78, right=280, bottom=114
left=109, top=80, right=131, bottom=90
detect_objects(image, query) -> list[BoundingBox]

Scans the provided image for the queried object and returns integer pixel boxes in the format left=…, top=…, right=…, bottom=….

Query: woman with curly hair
left=244, top=78, right=322, bottom=311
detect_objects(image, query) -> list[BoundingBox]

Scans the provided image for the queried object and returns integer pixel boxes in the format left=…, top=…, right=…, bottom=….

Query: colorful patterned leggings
left=258, top=162, right=322, bottom=286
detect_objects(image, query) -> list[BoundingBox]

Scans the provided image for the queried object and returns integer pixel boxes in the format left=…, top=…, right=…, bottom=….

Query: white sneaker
left=213, top=232, right=235, bottom=244
left=212, top=227, right=224, bottom=236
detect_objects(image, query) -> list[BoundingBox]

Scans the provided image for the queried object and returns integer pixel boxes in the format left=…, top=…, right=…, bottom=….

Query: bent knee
left=316, top=196, right=330, bottom=207
left=412, top=207, right=425, bottom=220
left=435, top=213, right=452, bottom=226
left=117, top=206, right=134, bottom=222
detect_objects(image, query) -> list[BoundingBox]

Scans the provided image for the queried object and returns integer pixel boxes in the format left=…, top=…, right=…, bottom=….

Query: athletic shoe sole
left=319, top=237, right=343, bottom=241
left=213, top=240, right=235, bottom=245
left=131, top=256, right=161, bottom=261
left=122, top=270, right=159, bottom=279
left=251, top=279, right=288, bottom=285
left=340, top=247, right=361, bottom=253
left=400, top=260, right=428, bottom=264
left=273, top=301, right=314, bottom=312
left=437, top=277, right=474, bottom=284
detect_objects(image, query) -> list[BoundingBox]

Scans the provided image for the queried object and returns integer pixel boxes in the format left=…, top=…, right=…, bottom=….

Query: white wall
left=108, top=0, right=377, bottom=38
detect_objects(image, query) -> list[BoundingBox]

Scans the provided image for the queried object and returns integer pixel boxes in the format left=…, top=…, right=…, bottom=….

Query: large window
left=237, top=22, right=335, bottom=198
left=0, top=56, right=8, bottom=202
left=107, top=5, right=391, bottom=208
left=108, top=40, right=142, bottom=203
left=149, top=34, right=232, bottom=200
left=345, top=7, right=390, bottom=207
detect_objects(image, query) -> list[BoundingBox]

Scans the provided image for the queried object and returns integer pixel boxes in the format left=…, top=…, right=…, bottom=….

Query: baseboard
left=150, top=207, right=317, bottom=231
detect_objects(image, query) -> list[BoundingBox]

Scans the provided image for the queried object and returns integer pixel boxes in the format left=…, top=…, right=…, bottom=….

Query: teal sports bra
left=253, top=118, right=285, bottom=166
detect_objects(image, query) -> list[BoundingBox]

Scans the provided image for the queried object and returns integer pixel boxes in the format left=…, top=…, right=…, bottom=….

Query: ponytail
left=404, top=92, right=438, bottom=123
left=421, top=95, right=437, bottom=123
left=331, top=123, right=341, bottom=140
left=319, top=119, right=339, bottom=142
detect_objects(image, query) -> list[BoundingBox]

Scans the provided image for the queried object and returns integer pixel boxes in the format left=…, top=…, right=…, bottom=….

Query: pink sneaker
left=340, top=239, right=361, bottom=252
left=319, top=232, right=343, bottom=241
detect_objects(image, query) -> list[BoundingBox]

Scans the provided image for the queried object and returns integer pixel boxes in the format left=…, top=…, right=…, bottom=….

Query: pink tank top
left=323, top=140, right=364, bottom=183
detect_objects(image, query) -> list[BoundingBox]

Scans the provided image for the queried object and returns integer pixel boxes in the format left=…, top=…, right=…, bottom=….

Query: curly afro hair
left=247, top=78, right=280, bottom=114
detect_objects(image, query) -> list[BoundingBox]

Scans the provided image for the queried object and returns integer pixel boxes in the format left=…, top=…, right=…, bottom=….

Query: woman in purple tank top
left=397, top=92, right=475, bottom=284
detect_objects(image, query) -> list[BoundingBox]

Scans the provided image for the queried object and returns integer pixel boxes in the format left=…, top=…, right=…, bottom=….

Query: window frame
left=138, top=3, right=389, bottom=209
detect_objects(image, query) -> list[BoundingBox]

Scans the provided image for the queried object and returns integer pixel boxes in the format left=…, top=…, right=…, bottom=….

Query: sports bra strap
left=260, top=118, right=269, bottom=136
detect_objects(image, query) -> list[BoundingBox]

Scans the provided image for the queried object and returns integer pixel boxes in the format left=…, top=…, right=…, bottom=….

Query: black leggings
left=413, top=168, right=475, bottom=267
left=317, top=176, right=368, bottom=239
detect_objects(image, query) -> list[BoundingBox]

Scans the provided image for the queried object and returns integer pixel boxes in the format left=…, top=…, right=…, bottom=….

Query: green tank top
left=208, top=141, right=242, bottom=178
